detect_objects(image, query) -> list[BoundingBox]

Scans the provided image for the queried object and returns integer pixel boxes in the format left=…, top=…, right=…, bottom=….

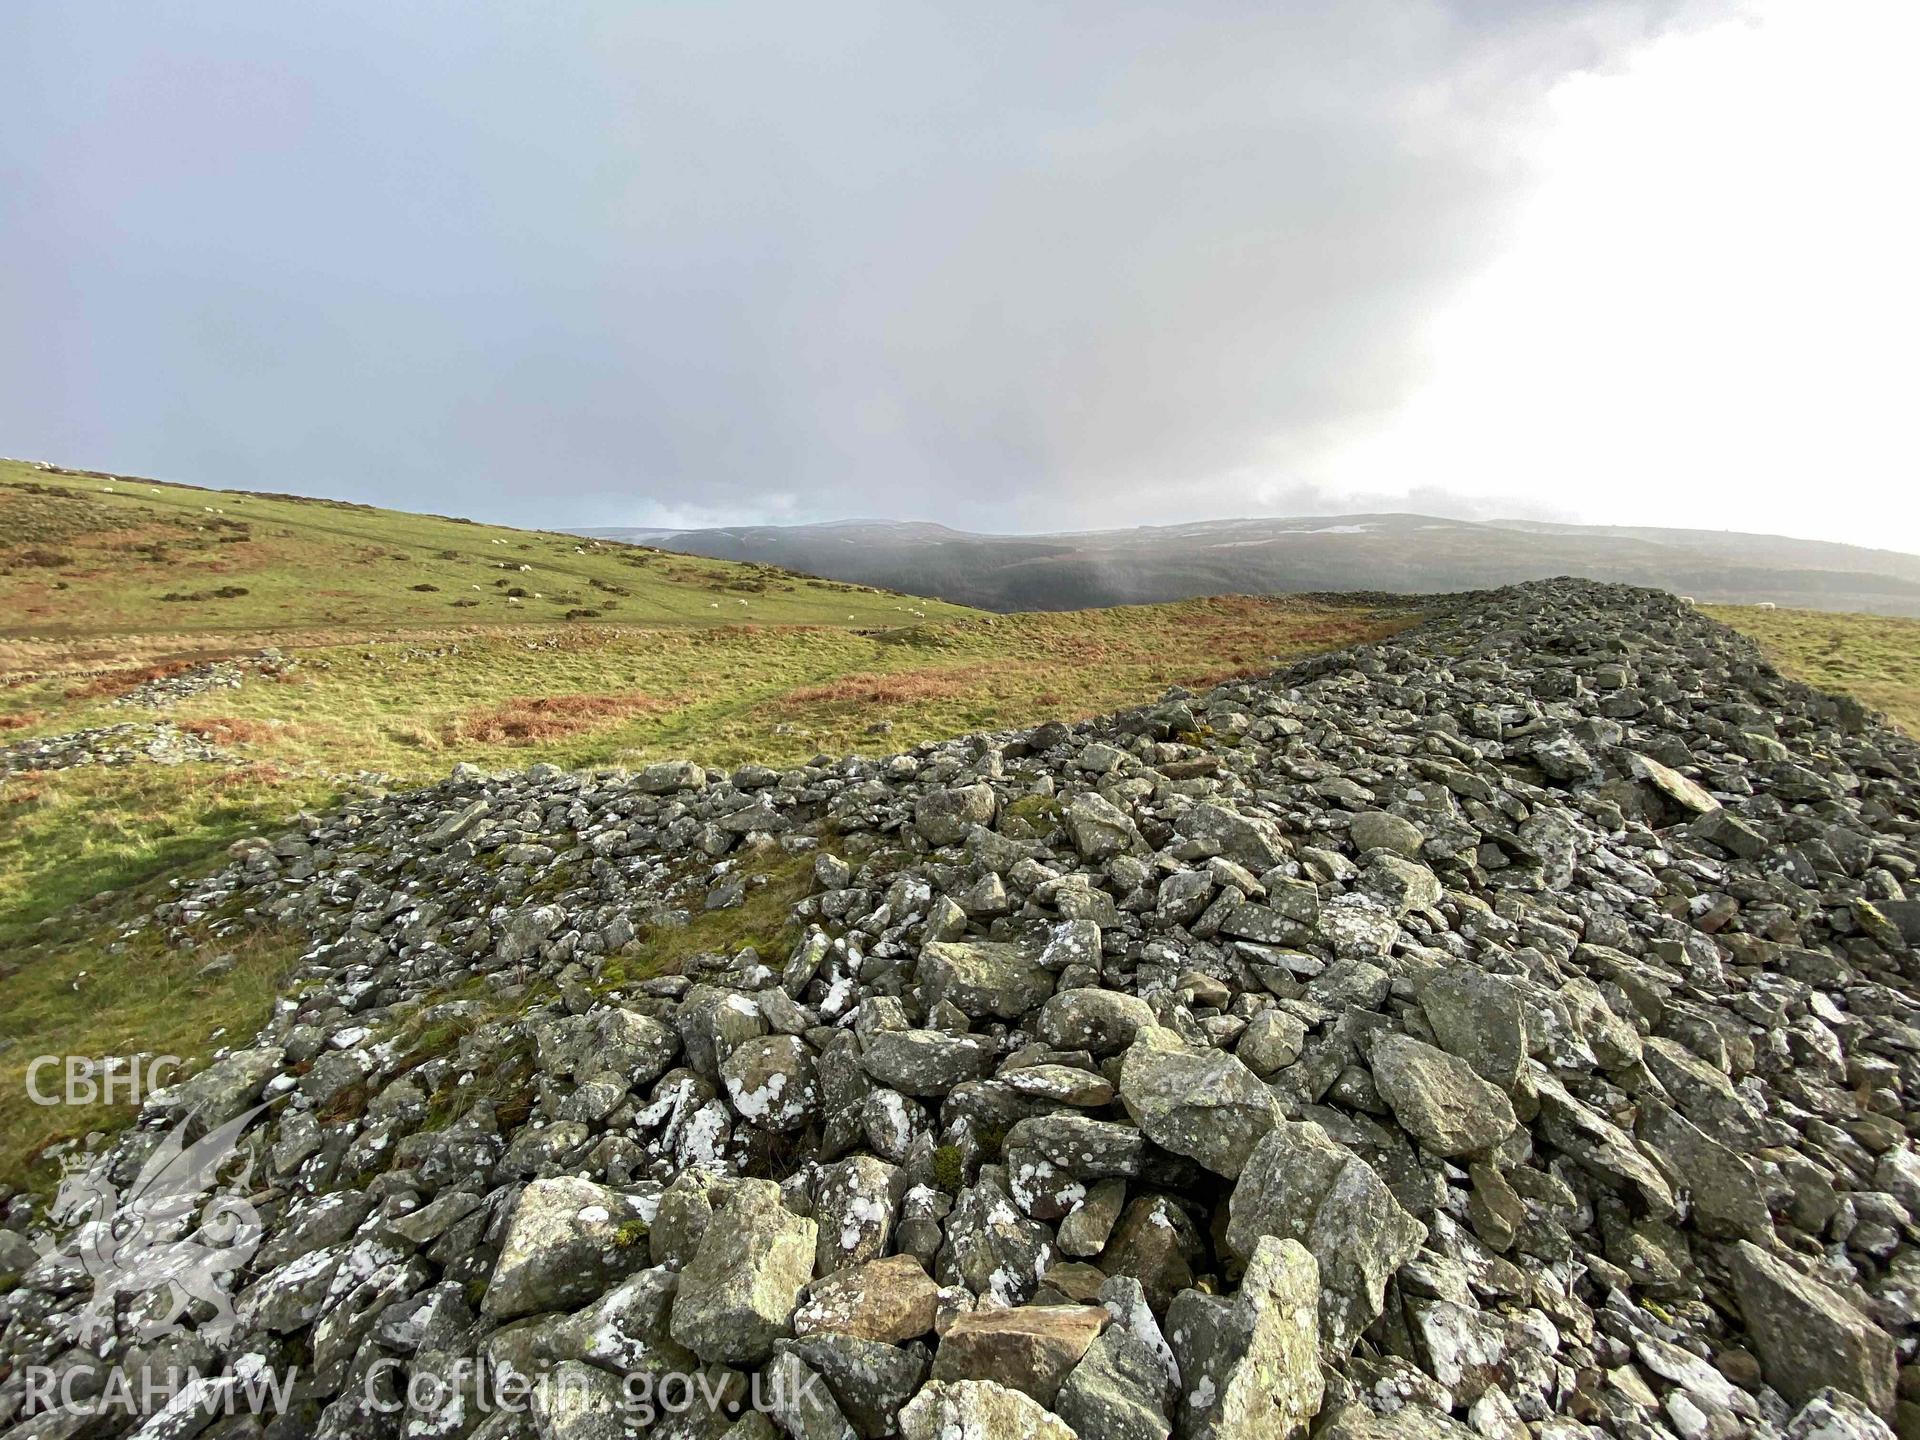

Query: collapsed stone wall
left=4, top=578, right=1919, bottom=1440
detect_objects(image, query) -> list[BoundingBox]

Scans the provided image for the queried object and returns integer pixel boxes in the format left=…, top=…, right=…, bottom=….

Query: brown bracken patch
left=783, top=663, right=1013, bottom=707
left=63, top=660, right=200, bottom=702
left=446, top=691, right=670, bottom=745
left=179, top=716, right=298, bottom=747
left=210, top=761, right=292, bottom=789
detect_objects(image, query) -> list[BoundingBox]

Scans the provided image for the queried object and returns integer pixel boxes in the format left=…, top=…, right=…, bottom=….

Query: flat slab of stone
left=931, top=1304, right=1110, bottom=1406
left=480, top=1177, right=655, bottom=1321
left=1369, top=1032, right=1518, bottom=1158
left=1728, top=1240, right=1895, bottom=1417
left=1119, top=1025, right=1281, bottom=1178
left=794, top=1254, right=939, bottom=1344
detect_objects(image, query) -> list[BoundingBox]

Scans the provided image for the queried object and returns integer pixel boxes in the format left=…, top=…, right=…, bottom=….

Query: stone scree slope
left=6, top=579, right=1920, bottom=1440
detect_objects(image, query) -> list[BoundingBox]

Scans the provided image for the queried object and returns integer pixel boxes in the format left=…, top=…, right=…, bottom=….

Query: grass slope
left=0, top=457, right=970, bottom=660
left=1707, top=604, right=1920, bottom=738
left=0, top=463, right=1407, bottom=1184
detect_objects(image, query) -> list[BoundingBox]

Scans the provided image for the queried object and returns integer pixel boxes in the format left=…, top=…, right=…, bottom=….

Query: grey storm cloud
left=0, top=1, right=1731, bottom=531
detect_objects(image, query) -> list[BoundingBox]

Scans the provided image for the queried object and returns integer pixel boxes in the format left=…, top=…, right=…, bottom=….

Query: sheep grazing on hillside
left=1756, top=601, right=1778, bottom=610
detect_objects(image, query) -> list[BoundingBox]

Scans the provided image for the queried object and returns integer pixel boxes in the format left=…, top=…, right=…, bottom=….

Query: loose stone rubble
left=112, top=650, right=295, bottom=708
left=1, top=651, right=294, bottom=774
left=0, top=722, right=237, bottom=774
left=5, top=578, right=1920, bottom=1440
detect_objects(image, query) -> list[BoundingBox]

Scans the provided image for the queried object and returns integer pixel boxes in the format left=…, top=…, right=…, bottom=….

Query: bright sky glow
left=1306, top=0, right=1920, bottom=550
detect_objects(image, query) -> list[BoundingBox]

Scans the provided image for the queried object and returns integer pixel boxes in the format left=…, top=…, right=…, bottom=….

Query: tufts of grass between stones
left=0, top=470, right=1406, bottom=1195
left=1708, top=603, right=1920, bottom=738
left=329, top=847, right=823, bottom=1146
left=0, top=896, right=306, bottom=1196
left=0, top=763, right=342, bottom=953
left=0, top=841, right=822, bottom=1194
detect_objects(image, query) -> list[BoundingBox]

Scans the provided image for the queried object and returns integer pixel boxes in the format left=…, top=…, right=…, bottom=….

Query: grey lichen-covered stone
left=530, top=1359, right=633, bottom=1440
left=897, top=1380, right=1078, bottom=1440
left=1369, top=1032, right=1518, bottom=1157
left=1348, top=810, right=1424, bottom=858
left=1636, top=1098, right=1772, bottom=1240
left=785, top=1332, right=931, bottom=1440
left=151, top=1045, right=285, bottom=1130
left=585, top=1007, right=680, bottom=1088
left=635, top=759, right=706, bottom=793
left=1237, top=1009, right=1307, bottom=1077
left=1415, top=968, right=1527, bottom=1090
left=1101, top=1194, right=1205, bottom=1314
left=721, top=1033, right=819, bottom=1133
left=813, top=1154, right=900, bottom=1275
left=1064, top=790, right=1146, bottom=860
left=1688, top=804, right=1769, bottom=859
left=1728, top=1240, right=1896, bottom=1417
left=480, top=1177, right=656, bottom=1320
left=1038, top=987, right=1158, bottom=1055
left=669, top=1179, right=818, bottom=1365
left=1118, top=1025, right=1281, bottom=1178
left=765, top=1350, right=860, bottom=1440
left=915, top=783, right=998, bottom=845
left=1168, top=1236, right=1324, bottom=1440
left=649, top=1169, right=719, bottom=1269
left=1313, top=1401, right=1474, bottom=1439
left=1004, top=1114, right=1147, bottom=1179
left=1315, top=893, right=1400, bottom=961
left=936, top=1172, right=1057, bottom=1307
left=1225, top=1120, right=1426, bottom=1353
left=918, top=938, right=1055, bottom=1020
left=858, top=1027, right=994, bottom=1095
left=1628, top=751, right=1719, bottom=814
left=1532, top=1068, right=1677, bottom=1216
left=1057, top=1318, right=1174, bottom=1440
left=1359, top=853, right=1441, bottom=916
left=1058, top=1177, right=1129, bottom=1258
left=680, top=983, right=769, bottom=1079
left=1782, top=1390, right=1899, bottom=1440
left=1642, top=1035, right=1766, bottom=1148
left=1178, top=800, right=1290, bottom=871
left=1002, top=1061, right=1113, bottom=1107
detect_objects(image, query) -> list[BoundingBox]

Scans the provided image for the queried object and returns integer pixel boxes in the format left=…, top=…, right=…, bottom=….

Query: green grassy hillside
left=0, top=457, right=969, bottom=655
left=1706, top=604, right=1920, bottom=738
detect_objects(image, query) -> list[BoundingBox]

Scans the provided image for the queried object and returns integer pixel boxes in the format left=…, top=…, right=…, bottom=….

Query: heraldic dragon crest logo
left=34, top=1105, right=268, bottom=1345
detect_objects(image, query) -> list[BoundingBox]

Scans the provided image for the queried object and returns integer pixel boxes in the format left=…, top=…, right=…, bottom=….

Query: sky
left=2, top=1, right=1914, bottom=551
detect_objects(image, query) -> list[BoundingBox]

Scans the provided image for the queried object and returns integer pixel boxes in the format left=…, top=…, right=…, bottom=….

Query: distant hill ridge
left=576, top=513, right=1920, bottom=615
